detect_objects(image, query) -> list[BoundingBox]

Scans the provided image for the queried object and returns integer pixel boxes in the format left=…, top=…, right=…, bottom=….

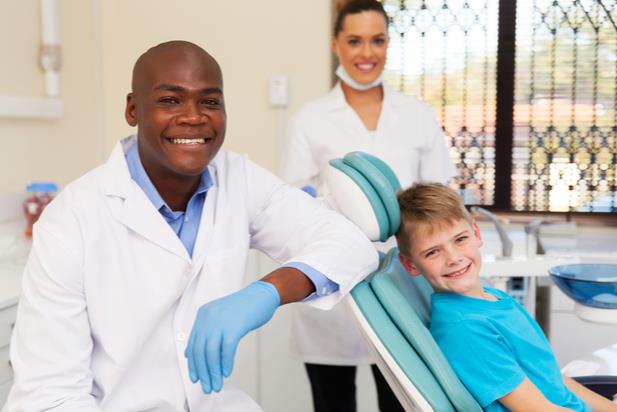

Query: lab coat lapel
left=117, top=190, right=189, bottom=260
left=324, top=82, right=370, bottom=139
left=102, top=138, right=190, bottom=261
left=376, top=84, right=401, bottom=138
left=190, top=164, right=218, bottom=274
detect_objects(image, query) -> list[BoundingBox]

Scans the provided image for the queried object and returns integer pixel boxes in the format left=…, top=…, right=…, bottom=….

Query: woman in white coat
left=280, top=1, right=456, bottom=411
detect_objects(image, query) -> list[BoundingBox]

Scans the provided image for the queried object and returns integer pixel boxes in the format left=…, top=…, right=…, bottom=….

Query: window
left=382, top=0, right=617, bottom=213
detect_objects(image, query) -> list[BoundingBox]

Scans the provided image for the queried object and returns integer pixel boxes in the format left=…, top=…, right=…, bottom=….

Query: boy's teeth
left=447, top=267, right=466, bottom=277
left=170, top=138, right=205, bottom=144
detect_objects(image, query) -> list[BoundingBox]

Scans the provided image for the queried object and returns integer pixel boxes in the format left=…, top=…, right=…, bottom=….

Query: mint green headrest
left=328, top=152, right=400, bottom=242
left=342, top=152, right=401, bottom=236
left=329, top=158, right=390, bottom=241
left=350, top=152, right=401, bottom=193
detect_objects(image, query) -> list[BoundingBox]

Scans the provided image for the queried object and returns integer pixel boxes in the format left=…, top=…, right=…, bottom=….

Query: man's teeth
left=170, top=138, right=206, bottom=144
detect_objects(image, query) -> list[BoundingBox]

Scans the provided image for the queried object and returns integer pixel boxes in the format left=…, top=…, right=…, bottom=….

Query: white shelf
left=0, top=96, right=63, bottom=119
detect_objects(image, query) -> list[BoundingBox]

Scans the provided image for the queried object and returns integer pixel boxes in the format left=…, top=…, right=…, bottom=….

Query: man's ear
left=471, top=218, right=484, bottom=248
left=398, top=252, right=422, bottom=277
left=125, top=93, right=137, bottom=127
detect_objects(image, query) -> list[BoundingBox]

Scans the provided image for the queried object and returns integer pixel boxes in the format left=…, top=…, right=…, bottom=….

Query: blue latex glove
left=184, top=280, right=280, bottom=393
left=301, top=185, right=317, bottom=198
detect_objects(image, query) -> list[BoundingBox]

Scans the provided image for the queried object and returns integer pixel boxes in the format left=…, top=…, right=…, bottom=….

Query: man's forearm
left=261, top=267, right=316, bottom=305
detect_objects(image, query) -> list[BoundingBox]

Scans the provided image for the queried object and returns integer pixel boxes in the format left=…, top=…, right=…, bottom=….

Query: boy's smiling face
left=399, top=218, right=485, bottom=298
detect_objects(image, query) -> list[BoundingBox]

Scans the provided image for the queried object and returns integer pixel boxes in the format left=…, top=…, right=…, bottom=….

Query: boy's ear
left=471, top=218, right=484, bottom=248
left=398, top=252, right=422, bottom=277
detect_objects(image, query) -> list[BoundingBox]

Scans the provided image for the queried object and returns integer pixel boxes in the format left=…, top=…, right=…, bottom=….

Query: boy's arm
left=563, top=376, right=617, bottom=412
left=499, top=378, right=574, bottom=412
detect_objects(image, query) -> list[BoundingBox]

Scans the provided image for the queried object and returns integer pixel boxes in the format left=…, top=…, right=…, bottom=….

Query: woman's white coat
left=281, top=83, right=455, bottom=365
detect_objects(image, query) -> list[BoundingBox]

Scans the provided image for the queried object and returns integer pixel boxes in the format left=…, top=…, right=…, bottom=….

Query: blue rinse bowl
left=549, top=264, right=617, bottom=309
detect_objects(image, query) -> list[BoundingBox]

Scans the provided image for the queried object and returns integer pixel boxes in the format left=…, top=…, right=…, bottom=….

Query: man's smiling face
left=125, top=42, right=226, bottom=185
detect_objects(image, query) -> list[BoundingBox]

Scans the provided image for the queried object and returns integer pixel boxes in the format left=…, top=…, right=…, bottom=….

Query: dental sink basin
left=549, top=264, right=617, bottom=324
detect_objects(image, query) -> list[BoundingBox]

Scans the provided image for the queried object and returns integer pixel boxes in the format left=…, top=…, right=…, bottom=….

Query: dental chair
left=325, top=152, right=617, bottom=411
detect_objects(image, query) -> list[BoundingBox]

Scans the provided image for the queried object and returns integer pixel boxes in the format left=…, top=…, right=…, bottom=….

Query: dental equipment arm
left=524, top=218, right=561, bottom=255
left=470, top=206, right=513, bottom=257
left=564, top=376, right=617, bottom=411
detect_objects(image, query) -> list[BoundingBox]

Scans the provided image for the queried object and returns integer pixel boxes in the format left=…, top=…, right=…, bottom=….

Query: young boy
left=395, top=182, right=616, bottom=412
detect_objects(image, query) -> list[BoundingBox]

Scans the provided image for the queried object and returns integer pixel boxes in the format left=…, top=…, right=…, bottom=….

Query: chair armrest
left=572, top=375, right=617, bottom=400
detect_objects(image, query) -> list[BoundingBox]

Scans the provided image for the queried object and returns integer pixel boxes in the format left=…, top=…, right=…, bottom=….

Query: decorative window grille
left=382, top=0, right=617, bottom=213
left=513, top=0, right=617, bottom=212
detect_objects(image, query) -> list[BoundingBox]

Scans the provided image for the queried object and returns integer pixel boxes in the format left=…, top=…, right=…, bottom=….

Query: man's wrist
left=260, top=267, right=315, bottom=305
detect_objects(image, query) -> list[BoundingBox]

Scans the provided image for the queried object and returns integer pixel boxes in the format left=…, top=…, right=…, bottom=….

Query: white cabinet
left=0, top=380, right=11, bottom=408
left=0, top=305, right=16, bottom=349
left=0, top=340, right=13, bottom=386
left=548, top=285, right=617, bottom=368
left=0, top=215, right=29, bottom=408
left=0, top=303, right=17, bottom=407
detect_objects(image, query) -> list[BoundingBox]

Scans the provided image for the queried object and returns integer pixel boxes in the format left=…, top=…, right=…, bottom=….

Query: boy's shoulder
left=429, top=289, right=517, bottom=333
left=429, top=302, right=491, bottom=337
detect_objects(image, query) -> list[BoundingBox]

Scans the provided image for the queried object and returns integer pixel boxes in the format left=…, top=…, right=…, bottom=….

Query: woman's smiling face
left=332, top=10, right=389, bottom=85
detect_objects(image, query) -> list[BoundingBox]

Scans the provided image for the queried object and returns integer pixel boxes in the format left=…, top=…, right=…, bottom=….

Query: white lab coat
left=281, top=82, right=455, bottom=365
left=5, top=136, right=378, bottom=412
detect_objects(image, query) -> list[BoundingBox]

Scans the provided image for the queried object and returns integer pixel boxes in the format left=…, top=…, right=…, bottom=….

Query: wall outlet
left=268, top=75, right=289, bottom=107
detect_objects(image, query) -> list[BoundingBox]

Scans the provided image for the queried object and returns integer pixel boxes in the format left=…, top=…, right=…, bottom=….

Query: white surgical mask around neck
left=336, top=65, right=383, bottom=91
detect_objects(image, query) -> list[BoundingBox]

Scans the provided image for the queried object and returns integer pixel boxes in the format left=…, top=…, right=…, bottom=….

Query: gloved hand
left=301, top=185, right=317, bottom=198
left=184, top=280, right=280, bottom=394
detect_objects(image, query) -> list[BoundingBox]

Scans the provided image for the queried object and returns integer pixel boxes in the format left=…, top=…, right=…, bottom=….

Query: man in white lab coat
left=4, top=41, right=378, bottom=412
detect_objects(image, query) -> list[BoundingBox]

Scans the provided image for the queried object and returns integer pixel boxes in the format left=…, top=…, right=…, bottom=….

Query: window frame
left=330, top=0, right=617, bottom=221
left=493, top=0, right=616, bottom=221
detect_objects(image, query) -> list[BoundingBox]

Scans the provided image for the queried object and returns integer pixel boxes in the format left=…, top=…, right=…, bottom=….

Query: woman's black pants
left=305, top=363, right=405, bottom=412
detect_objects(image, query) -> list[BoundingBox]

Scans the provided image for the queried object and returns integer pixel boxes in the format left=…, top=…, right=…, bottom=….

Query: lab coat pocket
left=200, top=244, right=249, bottom=301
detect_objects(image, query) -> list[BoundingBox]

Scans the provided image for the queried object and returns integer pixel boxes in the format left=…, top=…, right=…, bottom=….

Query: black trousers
left=305, top=363, right=405, bottom=412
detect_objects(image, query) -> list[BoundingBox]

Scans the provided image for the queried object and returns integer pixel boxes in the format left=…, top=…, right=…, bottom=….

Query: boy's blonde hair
left=395, top=182, right=472, bottom=256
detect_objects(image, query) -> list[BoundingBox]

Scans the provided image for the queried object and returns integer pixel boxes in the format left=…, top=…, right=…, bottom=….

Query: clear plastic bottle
left=23, top=182, right=58, bottom=237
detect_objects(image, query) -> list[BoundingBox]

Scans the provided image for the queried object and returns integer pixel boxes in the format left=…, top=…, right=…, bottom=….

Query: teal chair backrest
left=351, top=275, right=457, bottom=411
left=369, top=249, right=484, bottom=412
left=331, top=151, right=483, bottom=411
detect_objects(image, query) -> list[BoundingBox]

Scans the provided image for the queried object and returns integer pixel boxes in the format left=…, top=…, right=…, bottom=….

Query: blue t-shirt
left=430, top=287, right=590, bottom=412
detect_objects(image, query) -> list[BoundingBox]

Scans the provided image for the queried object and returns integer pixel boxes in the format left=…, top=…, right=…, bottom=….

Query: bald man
left=4, top=41, right=378, bottom=412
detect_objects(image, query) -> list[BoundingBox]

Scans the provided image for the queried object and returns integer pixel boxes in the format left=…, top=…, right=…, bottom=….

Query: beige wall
left=0, top=0, right=101, bottom=192
left=100, top=0, right=333, bottom=171
left=0, top=0, right=332, bottom=193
